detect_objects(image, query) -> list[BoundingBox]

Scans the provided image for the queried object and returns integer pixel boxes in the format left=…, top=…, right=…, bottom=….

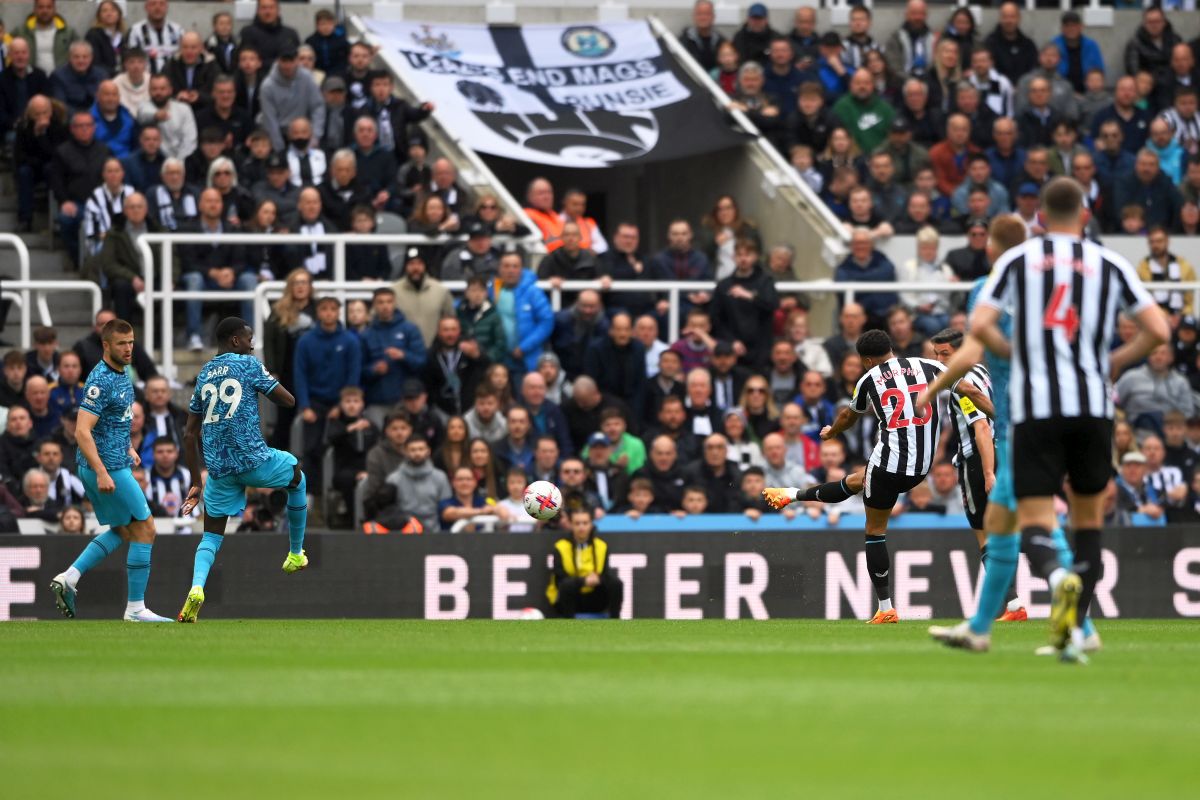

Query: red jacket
left=928, top=141, right=980, bottom=197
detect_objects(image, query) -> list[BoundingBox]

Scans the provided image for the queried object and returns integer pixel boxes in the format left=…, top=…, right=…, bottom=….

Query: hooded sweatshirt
left=259, top=62, right=325, bottom=151
left=387, top=458, right=451, bottom=533
left=359, top=311, right=428, bottom=405
left=293, top=323, right=363, bottom=408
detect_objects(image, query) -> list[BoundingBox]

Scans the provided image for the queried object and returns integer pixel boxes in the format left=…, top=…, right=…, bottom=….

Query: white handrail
left=0, top=280, right=103, bottom=341
left=449, top=515, right=502, bottom=534
left=0, top=235, right=33, bottom=348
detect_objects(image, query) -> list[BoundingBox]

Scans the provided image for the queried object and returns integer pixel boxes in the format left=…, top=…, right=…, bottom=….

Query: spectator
left=596, top=222, right=655, bottom=318
left=646, top=393, right=702, bottom=464
left=923, top=38, right=961, bottom=114
left=51, top=40, right=105, bottom=113
left=840, top=6, right=879, bottom=72
left=357, top=70, right=432, bottom=159
left=1071, top=151, right=1114, bottom=235
left=1138, top=227, right=1196, bottom=324
left=678, top=0, right=726, bottom=73
left=815, top=32, right=850, bottom=101
left=163, top=31, right=215, bottom=111
left=125, top=0, right=182, bottom=73
left=489, top=252, right=553, bottom=375
left=1091, top=76, right=1152, bottom=155
left=1053, top=11, right=1104, bottom=95
left=579, top=436, right=628, bottom=512
left=111, top=47, right=150, bottom=117
left=711, top=239, right=778, bottom=370
left=669, top=307, right=716, bottom=374
left=0, top=39, right=51, bottom=142
left=1163, top=412, right=1197, bottom=474
left=1148, top=118, right=1186, bottom=185
left=884, top=0, right=934, bottom=78
left=251, top=152, right=300, bottom=220
left=1079, top=69, right=1112, bottom=133
left=17, top=468, right=60, bottom=523
left=52, top=109, right=111, bottom=268
left=455, top=276, right=506, bottom=366
left=1159, top=45, right=1200, bottom=114
left=964, top=47, right=1012, bottom=120
left=737, top=375, right=778, bottom=443
left=926, top=462, right=966, bottom=516
left=929, top=114, right=978, bottom=197
left=423, top=317, right=489, bottom=419
left=359, top=286, right=426, bottom=423
left=1048, top=119, right=1087, bottom=178
left=1115, top=450, right=1162, bottom=522
left=709, top=341, right=751, bottom=413
left=0, top=406, right=38, bottom=482
left=887, top=305, right=926, bottom=360
left=1091, top=123, right=1135, bottom=192
left=362, top=411, right=411, bottom=511
left=1116, top=149, right=1184, bottom=231
left=729, top=63, right=783, bottom=148
left=897, top=226, right=954, bottom=336
left=121, top=125, right=165, bottom=193
left=787, top=6, right=821, bottom=73
left=238, top=0, right=300, bottom=71
left=25, top=327, right=59, bottom=384
left=36, top=439, right=83, bottom=508
left=538, top=352, right=571, bottom=406
left=0, top=351, right=28, bottom=410
left=294, top=296, right=362, bottom=476
left=464, top=385, right=507, bottom=446
left=349, top=117, right=398, bottom=204
left=433, top=415, right=470, bottom=475
left=841, top=185, right=894, bottom=240
left=177, top=188, right=250, bottom=350
left=259, top=47, right=323, bottom=153
left=13, top=95, right=67, bottom=234
left=631, top=435, right=685, bottom=511
left=761, top=431, right=812, bottom=495
left=1016, top=77, right=1064, bottom=149
left=81, top=157, right=133, bottom=257
left=1143, top=434, right=1189, bottom=517
left=205, top=10, right=237, bottom=73
left=832, top=69, right=893, bottom=156
left=493, top=405, right=535, bottom=475
left=15, top=0, right=79, bottom=77
left=986, top=118, right=1026, bottom=195
left=195, top=75, right=251, bottom=154
left=406, top=195, right=459, bottom=267
left=520, top=371, right=574, bottom=457
left=1014, top=44, right=1079, bottom=125
left=48, top=352, right=83, bottom=417
left=834, top=229, right=898, bottom=325
left=898, top=78, right=943, bottom=148
left=696, top=196, right=759, bottom=283
left=317, top=74, right=351, bottom=155
left=880, top=118, right=931, bottom=190
left=138, top=73, right=196, bottom=160
left=145, top=438, right=191, bottom=520
left=823, top=302, right=867, bottom=370
left=732, top=3, right=778, bottom=66
left=381, top=436, right=449, bottom=533
left=524, top=177, right=565, bottom=250
left=138, top=376, right=182, bottom=450
left=1160, top=87, right=1200, bottom=157
left=682, top=433, right=741, bottom=513
left=788, top=311, right=834, bottom=379
left=537, top=221, right=600, bottom=290
left=321, top=386, right=378, bottom=519
left=305, top=8, right=348, bottom=75
left=582, top=312, right=646, bottom=417
left=683, top=367, right=722, bottom=440
left=1125, top=5, right=1181, bottom=86
left=283, top=117, right=325, bottom=189
left=786, top=87, right=839, bottom=162
left=763, top=38, right=804, bottom=118
left=648, top=220, right=713, bottom=310
left=1116, top=344, right=1196, bottom=431
left=985, top=1, right=1038, bottom=80
left=146, top=157, right=198, bottom=232
left=23, top=376, right=60, bottom=439
left=951, top=154, right=1010, bottom=218
left=863, top=151, right=907, bottom=224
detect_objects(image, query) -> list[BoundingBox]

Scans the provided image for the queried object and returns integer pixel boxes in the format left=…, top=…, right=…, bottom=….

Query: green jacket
left=456, top=300, right=507, bottom=365
left=14, top=14, right=78, bottom=73
left=82, top=226, right=159, bottom=286
left=832, top=93, right=895, bottom=154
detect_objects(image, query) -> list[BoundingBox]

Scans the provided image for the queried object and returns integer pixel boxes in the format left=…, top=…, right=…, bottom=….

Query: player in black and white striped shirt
left=972, top=177, right=1170, bottom=659
left=765, top=330, right=992, bottom=623
left=930, top=329, right=996, bottom=552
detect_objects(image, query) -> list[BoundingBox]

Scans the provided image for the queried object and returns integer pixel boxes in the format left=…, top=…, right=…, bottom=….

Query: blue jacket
left=1092, top=147, right=1136, bottom=185
left=1147, top=138, right=1185, bottom=184
left=1053, top=35, right=1105, bottom=81
left=359, top=311, right=427, bottom=406
left=293, top=323, right=363, bottom=408
left=834, top=251, right=899, bottom=320
left=50, top=64, right=106, bottom=111
left=524, top=399, right=575, bottom=457
left=985, top=146, right=1027, bottom=195
left=490, top=269, right=554, bottom=373
left=91, top=103, right=138, bottom=159
left=817, top=56, right=849, bottom=100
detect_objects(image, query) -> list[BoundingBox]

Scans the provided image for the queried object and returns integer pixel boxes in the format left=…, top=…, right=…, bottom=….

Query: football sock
left=1021, top=525, right=1059, bottom=579
left=979, top=544, right=988, bottom=568
left=865, top=535, right=890, bottom=601
left=970, top=533, right=1020, bottom=635
left=287, top=476, right=308, bottom=555
left=192, top=533, right=224, bottom=589
left=126, top=542, right=152, bottom=604
left=1072, top=528, right=1103, bottom=619
left=878, top=598, right=893, bottom=613
left=67, top=529, right=123, bottom=584
left=801, top=478, right=855, bottom=504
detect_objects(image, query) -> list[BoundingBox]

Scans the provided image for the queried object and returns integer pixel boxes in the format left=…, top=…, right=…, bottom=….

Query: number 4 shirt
left=189, top=353, right=280, bottom=478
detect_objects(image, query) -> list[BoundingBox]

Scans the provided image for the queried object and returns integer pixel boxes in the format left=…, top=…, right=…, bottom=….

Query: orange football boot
left=867, top=608, right=900, bottom=624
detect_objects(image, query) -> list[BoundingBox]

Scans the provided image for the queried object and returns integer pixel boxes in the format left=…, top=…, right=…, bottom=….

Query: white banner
left=363, top=19, right=744, bottom=167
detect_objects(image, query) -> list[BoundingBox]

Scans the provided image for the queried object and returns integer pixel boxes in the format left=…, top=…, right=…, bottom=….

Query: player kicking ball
left=176, top=317, right=310, bottom=623
left=50, top=319, right=172, bottom=622
left=764, top=329, right=989, bottom=624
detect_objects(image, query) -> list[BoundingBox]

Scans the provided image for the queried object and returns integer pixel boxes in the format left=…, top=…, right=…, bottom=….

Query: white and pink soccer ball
left=522, top=480, right=562, bottom=521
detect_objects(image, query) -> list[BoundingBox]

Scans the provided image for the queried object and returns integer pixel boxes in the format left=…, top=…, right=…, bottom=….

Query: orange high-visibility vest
left=525, top=207, right=565, bottom=251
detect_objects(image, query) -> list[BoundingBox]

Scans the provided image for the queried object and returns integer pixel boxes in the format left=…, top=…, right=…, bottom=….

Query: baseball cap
left=1121, top=451, right=1147, bottom=465
left=322, top=75, right=347, bottom=92
left=402, top=378, right=426, bottom=399
left=278, top=46, right=299, bottom=60
left=966, top=217, right=989, bottom=232
left=748, top=3, right=768, bottom=19
left=1061, top=11, right=1082, bottom=25
left=587, top=432, right=611, bottom=448
left=1018, top=182, right=1040, bottom=197
left=890, top=117, right=910, bottom=134
left=713, top=340, right=735, bottom=357
left=265, top=152, right=287, bottom=171
left=466, top=221, right=489, bottom=238
left=404, top=247, right=424, bottom=264
left=1180, top=315, right=1198, bottom=331
left=819, top=32, right=842, bottom=48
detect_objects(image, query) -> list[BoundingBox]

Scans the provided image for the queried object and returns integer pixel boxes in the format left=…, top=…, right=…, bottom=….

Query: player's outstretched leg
left=865, top=534, right=897, bottom=624
left=179, top=532, right=224, bottom=623
left=50, top=529, right=124, bottom=618
left=282, top=467, right=309, bottom=573
left=763, top=471, right=863, bottom=510
left=123, top=522, right=172, bottom=622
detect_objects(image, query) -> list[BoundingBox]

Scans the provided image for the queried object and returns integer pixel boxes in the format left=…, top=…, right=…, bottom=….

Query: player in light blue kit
left=176, top=317, right=309, bottom=623
left=50, top=319, right=172, bottom=622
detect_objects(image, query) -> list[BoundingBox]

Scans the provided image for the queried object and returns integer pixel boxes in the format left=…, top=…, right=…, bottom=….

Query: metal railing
left=0, top=280, right=103, bottom=345
left=0, top=235, right=33, bottom=349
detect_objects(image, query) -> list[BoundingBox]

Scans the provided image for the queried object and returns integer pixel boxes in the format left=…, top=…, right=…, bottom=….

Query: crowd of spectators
left=2, top=1, right=1200, bottom=532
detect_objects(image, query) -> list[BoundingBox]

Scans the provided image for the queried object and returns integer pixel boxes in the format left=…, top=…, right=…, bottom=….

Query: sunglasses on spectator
left=746, top=387, right=767, bottom=394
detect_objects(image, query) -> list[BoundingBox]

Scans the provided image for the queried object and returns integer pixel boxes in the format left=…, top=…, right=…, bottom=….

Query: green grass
left=2, top=620, right=1197, bottom=799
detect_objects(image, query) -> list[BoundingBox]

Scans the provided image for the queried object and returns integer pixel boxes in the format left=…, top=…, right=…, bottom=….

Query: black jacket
left=945, top=245, right=990, bottom=283
left=354, top=98, right=432, bottom=154
left=195, top=105, right=253, bottom=151
left=985, top=28, right=1039, bottom=81
left=422, top=343, right=490, bottom=417
left=631, top=462, right=687, bottom=510
left=238, top=18, right=301, bottom=68
left=178, top=220, right=249, bottom=275
left=14, top=113, right=68, bottom=171
left=73, top=334, right=158, bottom=379
left=317, top=179, right=373, bottom=231
left=353, top=146, right=399, bottom=195
left=0, top=67, right=50, bottom=135
left=584, top=338, right=648, bottom=422
left=785, top=107, right=838, bottom=154
left=1125, top=24, right=1183, bottom=84
left=164, top=57, right=218, bottom=108
left=1016, top=108, right=1063, bottom=149
left=681, top=459, right=743, bottom=513
left=51, top=137, right=112, bottom=205
left=563, top=393, right=632, bottom=453
left=711, top=266, right=778, bottom=369
left=85, top=28, right=122, bottom=75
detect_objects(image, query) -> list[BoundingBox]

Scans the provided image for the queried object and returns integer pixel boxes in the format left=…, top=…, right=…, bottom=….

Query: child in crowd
left=305, top=9, right=350, bottom=75
left=1121, top=205, right=1147, bottom=236
left=206, top=12, right=238, bottom=74
left=325, top=386, right=380, bottom=520
left=616, top=477, right=663, bottom=519
left=496, top=466, right=537, bottom=532
left=675, top=485, right=709, bottom=517
left=738, top=467, right=772, bottom=520
left=790, top=144, right=824, bottom=194
left=239, top=129, right=274, bottom=187
left=347, top=206, right=393, bottom=281
left=345, top=299, right=371, bottom=334
left=58, top=506, right=88, bottom=535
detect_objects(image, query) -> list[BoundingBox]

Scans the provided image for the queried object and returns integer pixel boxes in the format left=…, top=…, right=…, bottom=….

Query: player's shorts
left=79, top=465, right=153, bottom=528
left=203, top=449, right=299, bottom=518
left=862, top=463, right=926, bottom=510
left=1012, top=417, right=1113, bottom=499
left=989, top=437, right=1016, bottom=513
left=956, top=450, right=988, bottom=530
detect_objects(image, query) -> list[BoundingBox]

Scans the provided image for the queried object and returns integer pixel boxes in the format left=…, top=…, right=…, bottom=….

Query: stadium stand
left=0, top=0, right=1199, bottom=535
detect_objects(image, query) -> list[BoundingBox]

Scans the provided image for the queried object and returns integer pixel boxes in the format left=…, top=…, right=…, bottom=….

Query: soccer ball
left=518, top=607, right=545, bottom=620
left=523, top=480, right=562, bottom=521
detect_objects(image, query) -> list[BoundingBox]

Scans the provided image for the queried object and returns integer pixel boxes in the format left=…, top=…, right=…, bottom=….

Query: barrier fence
left=3, top=528, right=1199, bottom=621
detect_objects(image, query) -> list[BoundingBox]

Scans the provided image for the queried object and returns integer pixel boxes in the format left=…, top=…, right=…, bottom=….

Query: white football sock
left=1048, top=567, right=1068, bottom=592
left=878, top=598, right=893, bottom=612
left=125, top=601, right=146, bottom=615
left=62, top=567, right=81, bottom=587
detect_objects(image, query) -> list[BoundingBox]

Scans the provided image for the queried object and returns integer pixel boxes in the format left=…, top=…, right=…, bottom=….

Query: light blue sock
left=126, top=542, right=152, bottom=603
left=1052, top=526, right=1098, bottom=636
left=192, top=533, right=224, bottom=589
left=969, top=533, right=1020, bottom=635
left=287, top=476, right=307, bottom=555
left=70, top=529, right=123, bottom=576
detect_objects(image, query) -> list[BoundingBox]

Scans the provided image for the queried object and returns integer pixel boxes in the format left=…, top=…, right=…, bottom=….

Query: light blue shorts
left=990, top=438, right=1016, bottom=513
left=204, top=449, right=299, bottom=518
left=79, top=465, right=153, bottom=528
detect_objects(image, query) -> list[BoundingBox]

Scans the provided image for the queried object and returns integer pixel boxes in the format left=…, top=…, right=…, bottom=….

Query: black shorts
left=957, top=451, right=988, bottom=531
left=863, top=463, right=927, bottom=510
left=1012, top=417, right=1114, bottom=499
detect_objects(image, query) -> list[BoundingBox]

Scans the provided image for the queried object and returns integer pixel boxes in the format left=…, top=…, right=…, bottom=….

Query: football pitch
left=2, top=620, right=1196, bottom=799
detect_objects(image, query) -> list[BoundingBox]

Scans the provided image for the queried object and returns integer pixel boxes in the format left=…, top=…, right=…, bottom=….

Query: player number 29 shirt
left=77, top=361, right=135, bottom=472
left=975, top=233, right=1156, bottom=425
left=852, top=357, right=947, bottom=477
left=189, top=353, right=280, bottom=478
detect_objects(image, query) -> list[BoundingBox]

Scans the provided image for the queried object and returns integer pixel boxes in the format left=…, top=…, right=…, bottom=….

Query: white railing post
left=0, top=235, right=33, bottom=348
left=163, top=242, right=175, bottom=384
left=138, top=237, right=155, bottom=360
left=667, top=288, right=681, bottom=342
left=333, top=238, right=348, bottom=315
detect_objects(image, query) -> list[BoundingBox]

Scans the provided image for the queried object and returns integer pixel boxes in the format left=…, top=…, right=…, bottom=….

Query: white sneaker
left=124, top=607, right=174, bottom=622
left=188, top=334, right=204, bottom=352
left=929, top=621, right=990, bottom=652
left=1082, top=631, right=1102, bottom=653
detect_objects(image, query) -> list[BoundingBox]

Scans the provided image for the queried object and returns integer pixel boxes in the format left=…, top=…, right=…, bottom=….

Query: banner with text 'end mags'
left=363, top=18, right=750, bottom=167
